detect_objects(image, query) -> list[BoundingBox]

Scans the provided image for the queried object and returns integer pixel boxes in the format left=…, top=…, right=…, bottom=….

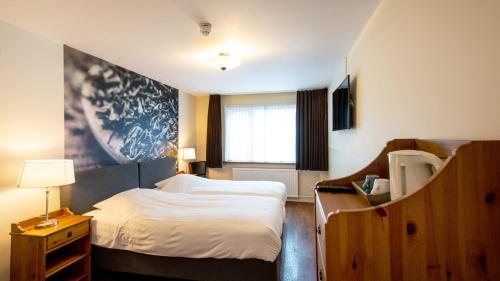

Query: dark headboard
left=138, top=157, right=177, bottom=188
left=60, top=157, right=176, bottom=214
left=60, top=162, right=139, bottom=215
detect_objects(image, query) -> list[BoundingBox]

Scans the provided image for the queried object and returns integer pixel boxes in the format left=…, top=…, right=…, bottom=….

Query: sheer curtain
left=224, top=104, right=296, bottom=163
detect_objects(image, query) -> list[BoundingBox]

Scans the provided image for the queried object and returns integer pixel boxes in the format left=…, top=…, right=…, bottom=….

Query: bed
left=154, top=173, right=287, bottom=204
left=60, top=158, right=284, bottom=281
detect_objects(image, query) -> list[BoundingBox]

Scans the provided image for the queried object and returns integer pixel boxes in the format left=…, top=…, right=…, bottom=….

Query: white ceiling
left=0, top=0, right=379, bottom=94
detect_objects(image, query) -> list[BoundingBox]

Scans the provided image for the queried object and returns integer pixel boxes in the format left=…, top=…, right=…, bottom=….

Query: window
left=224, top=104, right=296, bottom=163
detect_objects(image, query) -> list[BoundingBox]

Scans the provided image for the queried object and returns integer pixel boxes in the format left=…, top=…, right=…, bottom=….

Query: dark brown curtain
left=206, top=94, right=223, bottom=168
left=296, top=88, right=328, bottom=171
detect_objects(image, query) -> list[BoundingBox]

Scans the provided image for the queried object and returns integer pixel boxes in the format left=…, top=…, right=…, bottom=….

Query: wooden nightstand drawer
left=47, top=221, right=89, bottom=251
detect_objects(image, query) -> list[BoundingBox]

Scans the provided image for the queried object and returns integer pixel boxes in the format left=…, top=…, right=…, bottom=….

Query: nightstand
left=10, top=208, right=92, bottom=281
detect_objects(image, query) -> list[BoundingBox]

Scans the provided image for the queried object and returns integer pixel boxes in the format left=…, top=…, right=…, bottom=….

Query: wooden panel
left=315, top=191, right=371, bottom=281
left=315, top=200, right=327, bottom=263
left=315, top=139, right=468, bottom=188
left=317, top=241, right=327, bottom=281
left=82, top=254, right=91, bottom=281
left=12, top=213, right=91, bottom=238
left=315, top=200, right=327, bottom=224
left=83, top=221, right=91, bottom=281
left=316, top=223, right=326, bottom=263
left=415, top=139, right=469, bottom=158
left=321, top=140, right=500, bottom=281
left=10, top=236, right=45, bottom=281
left=47, top=221, right=89, bottom=251
left=317, top=139, right=416, bottom=186
left=11, top=208, right=73, bottom=234
left=316, top=191, right=370, bottom=218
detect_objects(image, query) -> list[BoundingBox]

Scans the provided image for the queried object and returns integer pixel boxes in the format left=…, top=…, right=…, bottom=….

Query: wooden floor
left=93, top=202, right=316, bottom=281
left=280, top=202, right=316, bottom=281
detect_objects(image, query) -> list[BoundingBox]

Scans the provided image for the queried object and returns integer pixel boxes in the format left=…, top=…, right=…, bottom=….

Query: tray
left=352, top=181, right=391, bottom=206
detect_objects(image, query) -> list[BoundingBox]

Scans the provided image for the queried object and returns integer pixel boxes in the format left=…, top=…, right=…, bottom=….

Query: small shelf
left=46, top=257, right=89, bottom=281
left=47, top=271, right=87, bottom=281
left=45, top=253, right=88, bottom=278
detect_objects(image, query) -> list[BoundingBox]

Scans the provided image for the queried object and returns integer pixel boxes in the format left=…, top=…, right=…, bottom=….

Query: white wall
left=328, top=0, right=500, bottom=179
left=178, top=92, right=197, bottom=172
left=0, top=22, right=198, bottom=279
left=195, top=95, right=209, bottom=165
left=0, top=21, right=64, bottom=280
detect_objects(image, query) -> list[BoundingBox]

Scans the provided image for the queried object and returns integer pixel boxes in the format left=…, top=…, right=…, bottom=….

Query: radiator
left=232, top=168, right=299, bottom=198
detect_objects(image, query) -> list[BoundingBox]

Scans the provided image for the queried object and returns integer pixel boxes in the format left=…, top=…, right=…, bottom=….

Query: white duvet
left=86, top=188, right=284, bottom=262
left=155, top=174, right=287, bottom=204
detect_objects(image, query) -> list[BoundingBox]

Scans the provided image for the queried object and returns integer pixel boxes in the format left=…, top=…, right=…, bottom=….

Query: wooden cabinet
left=314, top=191, right=370, bottom=281
left=10, top=208, right=92, bottom=281
left=315, top=139, right=500, bottom=281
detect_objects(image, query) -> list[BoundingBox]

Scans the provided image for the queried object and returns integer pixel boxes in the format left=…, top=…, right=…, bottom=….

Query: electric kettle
left=388, top=150, right=444, bottom=200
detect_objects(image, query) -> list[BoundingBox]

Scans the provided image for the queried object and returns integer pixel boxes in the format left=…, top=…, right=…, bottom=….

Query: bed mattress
left=85, top=188, right=284, bottom=262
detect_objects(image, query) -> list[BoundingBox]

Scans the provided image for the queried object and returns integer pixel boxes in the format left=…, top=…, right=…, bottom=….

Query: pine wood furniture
left=315, top=139, right=500, bottom=281
left=10, top=208, right=92, bottom=281
left=315, top=191, right=370, bottom=281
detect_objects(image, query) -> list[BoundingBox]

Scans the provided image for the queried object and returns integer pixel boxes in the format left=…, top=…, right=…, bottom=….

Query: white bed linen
left=85, top=188, right=284, bottom=262
left=155, top=174, right=287, bottom=204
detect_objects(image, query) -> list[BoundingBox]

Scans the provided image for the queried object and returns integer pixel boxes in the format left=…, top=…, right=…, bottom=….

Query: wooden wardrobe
left=315, top=139, right=500, bottom=281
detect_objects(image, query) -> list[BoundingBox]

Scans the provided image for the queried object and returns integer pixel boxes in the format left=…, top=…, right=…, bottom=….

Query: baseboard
left=287, top=196, right=314, bottom=203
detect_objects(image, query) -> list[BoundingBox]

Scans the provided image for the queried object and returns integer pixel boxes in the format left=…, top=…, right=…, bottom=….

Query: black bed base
left=92, top=246, right=281, bottom=281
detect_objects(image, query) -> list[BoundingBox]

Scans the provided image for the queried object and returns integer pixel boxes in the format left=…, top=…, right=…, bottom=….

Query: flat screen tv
left=332, top=75, right=353, bottom=131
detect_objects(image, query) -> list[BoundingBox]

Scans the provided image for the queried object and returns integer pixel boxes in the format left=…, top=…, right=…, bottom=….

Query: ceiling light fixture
left=199, top=23, right=212, bottom=36
left=208, top=52, right=241, bottom=71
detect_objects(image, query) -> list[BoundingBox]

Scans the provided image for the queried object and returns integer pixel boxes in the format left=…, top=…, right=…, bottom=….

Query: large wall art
left=64, top=46, right=178, bottom=171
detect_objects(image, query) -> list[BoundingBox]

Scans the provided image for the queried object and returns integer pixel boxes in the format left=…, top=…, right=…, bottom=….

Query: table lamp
left=178, top=148, right=196, bottom=174
left=16, top=159, right=75, bottom=229
left=178, top=147, right=196, bottom=161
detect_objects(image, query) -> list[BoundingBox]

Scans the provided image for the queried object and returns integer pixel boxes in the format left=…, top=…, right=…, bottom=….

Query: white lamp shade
left=17, top=160, right=75, bottom=188
left=178, top=148, right=196, bottom=160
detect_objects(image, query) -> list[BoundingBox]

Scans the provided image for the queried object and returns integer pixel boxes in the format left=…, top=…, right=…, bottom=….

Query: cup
left=362, top=175, right=379, bottom=193
left=371, top=178, right=390, bottom=194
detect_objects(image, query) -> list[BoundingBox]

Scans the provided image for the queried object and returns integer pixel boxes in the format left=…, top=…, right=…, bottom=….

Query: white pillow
left=93, top=188, right=142, bottom=211
left=155, top=174, right=207, bottom=192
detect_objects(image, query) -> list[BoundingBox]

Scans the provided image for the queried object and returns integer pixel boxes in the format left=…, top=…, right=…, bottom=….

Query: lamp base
left=35, top=219, right=58, bottom=229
